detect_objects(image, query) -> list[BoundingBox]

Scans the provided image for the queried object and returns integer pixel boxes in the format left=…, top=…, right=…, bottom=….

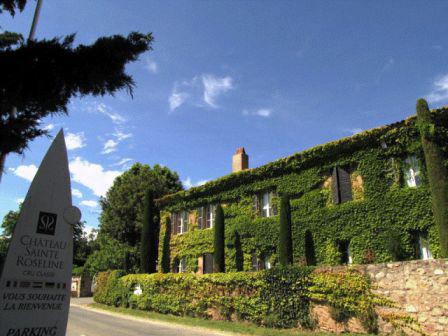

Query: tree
left=0, top=208, right=20, bottom=264
left=0, top=1, right=153, bottom=179
left=278, top=195, right=293, bottom=266
left=416, top=99, right=448, bottom=257
left=213, top=204, right=225, bottom=273
left=140, top=190, right=159, bottom=273
left=97, top=163, right=182, bottom=272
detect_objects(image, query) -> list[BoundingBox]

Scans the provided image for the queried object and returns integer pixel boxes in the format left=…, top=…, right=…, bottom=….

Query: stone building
left=156, top=109, right=448, bottom=274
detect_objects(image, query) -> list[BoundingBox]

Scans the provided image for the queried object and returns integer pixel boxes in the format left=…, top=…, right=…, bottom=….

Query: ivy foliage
left=156, top=110, right=448, bottom=272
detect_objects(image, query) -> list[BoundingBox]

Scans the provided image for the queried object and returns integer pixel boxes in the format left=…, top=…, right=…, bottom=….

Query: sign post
left=0, top=130, right=80, bottom=336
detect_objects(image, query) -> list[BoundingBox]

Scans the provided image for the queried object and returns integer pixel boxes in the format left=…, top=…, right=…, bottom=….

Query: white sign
left=0, top=130, right=80, bottom=336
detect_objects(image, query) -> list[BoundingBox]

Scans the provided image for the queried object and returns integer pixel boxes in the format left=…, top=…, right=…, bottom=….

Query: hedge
left=94, top=266, right=384, bottom=332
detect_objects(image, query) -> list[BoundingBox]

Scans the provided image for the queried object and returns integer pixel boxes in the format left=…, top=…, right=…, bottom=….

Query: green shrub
left=96, top=266, right=388, bottom=332
left=93, top=270, right=126, bottom=306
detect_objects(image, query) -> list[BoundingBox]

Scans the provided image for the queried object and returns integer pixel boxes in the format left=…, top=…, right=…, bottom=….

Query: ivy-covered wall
left=156, top=109, right=448, bottom=273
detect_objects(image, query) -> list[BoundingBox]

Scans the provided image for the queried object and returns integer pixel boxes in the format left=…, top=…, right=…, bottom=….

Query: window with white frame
left=205, top=204, right=216, bottom=229
left=173, top=211, right=189, bottom=234
left=418, top=233, right=433, bottom=260
left=404, top=155, right=421, bottom=188
left=255, top=192, right=277, bottom=217
left=262, top=253, right=272, bottom=270
left=179, top=257, right=187, bottom=273
left=251, top=252, right=273, bottom=271
left=174, top=257, right=187, bottom=273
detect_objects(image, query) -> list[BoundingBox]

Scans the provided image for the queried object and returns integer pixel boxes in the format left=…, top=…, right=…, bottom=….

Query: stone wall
left=366, top=259, right=448, bottom=335
left=314, top=259, right=448, bottom=335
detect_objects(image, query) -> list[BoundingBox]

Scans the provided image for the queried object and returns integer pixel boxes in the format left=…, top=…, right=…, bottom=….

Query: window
left=197, top=207, right=204, bottom=229
left=332, top=167, right=353, bottom=204
left=254, top=192, right=277, bottom=217
left=338, top=240, right=352, bottom=265
left=171, top=211, right=189, bottom=234
left=418, top=233, right=433, bottom=260
left=203, top=253, right=214, bottom=274
left=251, top=252, right=272, bottom=271
left=205, top=205, right=216, bottom=229
left=173, top=257, right=187, bottom=273
left=262, top=253, right=272, bottom=270
left=404, top=155, right=421, bottom=188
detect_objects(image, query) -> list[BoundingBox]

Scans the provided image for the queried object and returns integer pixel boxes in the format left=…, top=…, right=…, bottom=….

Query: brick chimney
left=232, top=147, right=249, bottom=173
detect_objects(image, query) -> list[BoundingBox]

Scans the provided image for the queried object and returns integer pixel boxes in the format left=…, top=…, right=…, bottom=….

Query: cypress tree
left=140, top=190, right=159, bottom=273
left=213, top=204, right=225, bottom=273
left=278, top=194, right=293, bottom=266
left=160, top=217, right=172, bottom=273
left=416, top=99, right=448, bottom=257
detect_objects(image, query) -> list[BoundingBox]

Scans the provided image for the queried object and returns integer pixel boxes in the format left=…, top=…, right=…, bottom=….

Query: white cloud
left=202, top=74, right=234, bottom=108
left=113, top=129, right=132, bottom=141
left=44, top=124, right=55, bottom=131
left=72, top=189, right=83, bottom=198
left=65, top=132, right=86, bottom=150
left=169, top=89, right=189, bottom=111
left=89, top=102, right=126, bottom=124
left=255, top=108, right=272, bottom=117
left=83, top=225, right=98, bottom=239
left=427, top=74, right=448, bottom=103
left=145, top=58, right=158, bottom=74
left=168, top=74, right=234, bottom=111
left=69, top=157, right=121, bottom=197
left=80, top=200, right=98, bottom=208
left=111, top=158, right=133, bottom=167
left=10, top=164, right=38, bottom=181
left=16, top=198, right=24, bottom=204
left=183, top=177, right=208, bottom=189
left=243, top=108, right=272, bottom=118
left=348, top=128, right=363, bottom=135
left=102, top=139, right=119, bottom=154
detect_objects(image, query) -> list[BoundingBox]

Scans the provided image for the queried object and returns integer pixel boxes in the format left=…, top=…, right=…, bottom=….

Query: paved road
left=67, top=304, right=227, bottom=336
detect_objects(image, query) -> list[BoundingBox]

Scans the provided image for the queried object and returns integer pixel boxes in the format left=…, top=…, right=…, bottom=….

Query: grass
left=89, top=303, right=362, bottom=336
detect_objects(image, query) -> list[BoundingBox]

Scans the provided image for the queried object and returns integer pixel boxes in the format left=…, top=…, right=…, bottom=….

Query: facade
left=156, top=108, right=448, bottom=274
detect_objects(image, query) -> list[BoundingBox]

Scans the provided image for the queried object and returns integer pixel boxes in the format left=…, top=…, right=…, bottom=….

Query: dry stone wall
left=315, top=259, right=448, bottom=335
left=366, top=259, right=448, bottom=335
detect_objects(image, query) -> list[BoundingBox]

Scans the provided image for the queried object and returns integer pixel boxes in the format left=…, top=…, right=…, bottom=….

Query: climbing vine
left=157, top=110, right=448, bottom=272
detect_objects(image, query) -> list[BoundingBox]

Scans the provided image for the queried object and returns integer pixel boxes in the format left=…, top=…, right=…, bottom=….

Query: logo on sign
left=37, top=212, right=57, bottom=235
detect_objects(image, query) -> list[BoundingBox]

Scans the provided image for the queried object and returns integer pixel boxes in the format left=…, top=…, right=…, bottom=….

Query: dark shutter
left=332, top=167, right=352, bottom=204
left=338, top=167, right=353, bottom=203
left=197, top=207, right=203, bottom=229
left=203, top=253, right=213, bottom=274
left=331, top=167, right=341, bottom=204
left=252, top=195, right=260, bottom=215
left=171, top=213, right=177, bottom=234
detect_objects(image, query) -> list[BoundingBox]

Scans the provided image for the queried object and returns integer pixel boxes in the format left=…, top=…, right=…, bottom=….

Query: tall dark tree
left=94, top=163, right=182, bottom=272
left=0, top=1, right=153, bottom=179
left=416, top=99, right=448, bottom=257
left=140, top=190, right=159, bottom=273
left=278, top=195, right=293, bottom=266
left=213, top=204, right=225, bottom=273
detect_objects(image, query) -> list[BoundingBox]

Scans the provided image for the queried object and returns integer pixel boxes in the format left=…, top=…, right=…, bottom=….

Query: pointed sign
left=0, top=130, right=80, bottom=336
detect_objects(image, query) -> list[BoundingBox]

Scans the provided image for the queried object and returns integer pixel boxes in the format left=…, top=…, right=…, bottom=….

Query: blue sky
left=2, top=0, right=448, bottom=232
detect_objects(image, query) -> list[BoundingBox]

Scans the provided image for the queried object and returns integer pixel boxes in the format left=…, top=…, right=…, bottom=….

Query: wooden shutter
left=331, top=167, right=341, bottom=204
left=197, top=207, right=204, bottom=229
left=332, top=167, right=353, bottom=204
left=338, top=167, right=352, bottom=203
left=252, top=195, right=260, bottom=215
left=171, top=213, right=178, bottom=234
